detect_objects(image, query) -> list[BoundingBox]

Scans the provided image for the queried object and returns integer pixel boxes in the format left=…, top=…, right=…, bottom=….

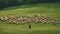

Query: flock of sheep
left=0, top=15, right=59, bottom=25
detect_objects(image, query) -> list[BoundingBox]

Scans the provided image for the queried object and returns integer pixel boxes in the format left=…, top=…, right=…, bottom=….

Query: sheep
left=34, top=17, right=38, bottom=22
left=6, top=19, right=13, bottom=24
left=27, top=18, right=32, bottom=23
left=31, top=18, right=36, bottom=22
left=16, top=16, right=27, bottom=24
left=4, top=16, right=8, bottom=20
left=0, top=17, right=4, bottom=21
left=52, top=19, right=58, bottom=25
left=37, top=19, right=43, bottom=23
left=0, top=15, right=59, bottom=25
left=12, top=19, right=17, bottom=24
left=0, top=16, right=8, bottom=21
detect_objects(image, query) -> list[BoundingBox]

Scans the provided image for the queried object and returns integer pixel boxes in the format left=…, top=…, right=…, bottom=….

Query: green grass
left=0, top=2, right=60, bottom=34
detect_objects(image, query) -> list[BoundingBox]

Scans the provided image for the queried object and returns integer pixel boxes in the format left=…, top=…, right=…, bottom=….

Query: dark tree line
left=0, top=0, right=60, bottom=9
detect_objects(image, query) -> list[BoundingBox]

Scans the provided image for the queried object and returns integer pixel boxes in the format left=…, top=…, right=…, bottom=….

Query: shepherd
left=28, top=23, right=31, bottom=29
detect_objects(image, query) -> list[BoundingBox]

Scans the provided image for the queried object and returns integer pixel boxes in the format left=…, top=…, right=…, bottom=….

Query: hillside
left=0, top=2, right=60, bottom=34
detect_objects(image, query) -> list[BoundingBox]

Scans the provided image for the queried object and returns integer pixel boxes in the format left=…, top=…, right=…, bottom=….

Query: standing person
left=28, top=23, right=31, bottom=29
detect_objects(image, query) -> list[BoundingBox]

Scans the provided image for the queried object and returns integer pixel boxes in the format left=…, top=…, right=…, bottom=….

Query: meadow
left=0, top=2, right=60, bottom=34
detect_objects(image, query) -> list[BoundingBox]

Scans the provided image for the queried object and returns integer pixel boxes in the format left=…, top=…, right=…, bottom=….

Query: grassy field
left=0, top=2, right=60, bottom=34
